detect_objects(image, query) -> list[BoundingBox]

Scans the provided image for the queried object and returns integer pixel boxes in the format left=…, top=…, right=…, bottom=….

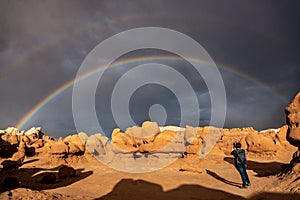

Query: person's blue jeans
left=236, top=163, right=250, bottom=187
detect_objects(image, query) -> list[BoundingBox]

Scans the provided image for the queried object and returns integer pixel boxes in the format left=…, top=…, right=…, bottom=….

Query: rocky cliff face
left=284, top=92, right=300, bottom=176
left=273, top=92, right=300, bottom=193
left=286, top=92, right=300, bottom=147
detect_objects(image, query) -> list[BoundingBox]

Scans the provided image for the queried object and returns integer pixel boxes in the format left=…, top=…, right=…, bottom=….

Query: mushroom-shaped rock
left=141, top=121, right=160, bottom=138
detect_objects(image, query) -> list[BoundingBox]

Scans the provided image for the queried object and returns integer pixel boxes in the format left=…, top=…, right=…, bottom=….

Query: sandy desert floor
left=1, top=150, right=299, bottom=200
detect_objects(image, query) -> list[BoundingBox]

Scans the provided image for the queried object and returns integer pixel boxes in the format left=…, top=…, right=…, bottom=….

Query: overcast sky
left=0, top=0, right=299, bottom=138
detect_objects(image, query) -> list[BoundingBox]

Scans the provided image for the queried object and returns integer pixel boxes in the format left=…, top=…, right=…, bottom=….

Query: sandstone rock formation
left=49, top=139, right=69, bottom=154
left=273, top=92, right=300, bottom=193
left=81, top=121, right=296, bottom=170
left=0, top=119, right=297, bottom=169
left=64, top=134, right=85, bottom=154
left=1, top=90, right=300, bottom=198
left=86, top=134, right=106, bottom=156
left=286, top=92, right=300, bottom=147
left=109, top=121, right=183, bottom=153
left=0, top=127, right=88, bottom=167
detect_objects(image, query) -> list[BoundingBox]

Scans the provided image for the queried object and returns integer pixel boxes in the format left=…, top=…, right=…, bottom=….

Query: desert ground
left=0, top=149, right=299, bottom=200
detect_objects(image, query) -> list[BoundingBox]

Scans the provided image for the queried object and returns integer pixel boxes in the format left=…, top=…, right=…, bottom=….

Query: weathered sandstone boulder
left=109, top=122, right=185, bottom=154
left=64, top=134, right=85, bottom=154
left=142, top=129, right=183, bottom=153
left=49, top=140, right=68, bottom=154
left=246, top=131, right=279, bottom=153
left=86, top=134, right=106, bottom=155
left=111, top=128, right=138, bottom=153
left=78, top=132, right=89, bottom=145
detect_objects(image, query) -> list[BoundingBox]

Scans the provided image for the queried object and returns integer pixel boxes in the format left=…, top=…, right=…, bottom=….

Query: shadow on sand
left=96, top=178, right=300, bottom=200
left=206, top=170, right=241, bottom=188
left=224, top=157, right=286, bottom=177
left=0, top=159, right=93, bottom=193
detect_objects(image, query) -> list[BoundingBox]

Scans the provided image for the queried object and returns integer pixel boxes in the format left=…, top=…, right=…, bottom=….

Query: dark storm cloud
left=0, top=0, right=299, bottom=137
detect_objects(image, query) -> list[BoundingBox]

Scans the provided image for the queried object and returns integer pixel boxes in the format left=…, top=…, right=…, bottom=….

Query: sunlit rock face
left=0, top=117, right=298, bottom=172
left=285, top=92, right=300, bottom=147
left=110, top=121, right=185, bottom=154
left=0, top=121, right=296, bottom=162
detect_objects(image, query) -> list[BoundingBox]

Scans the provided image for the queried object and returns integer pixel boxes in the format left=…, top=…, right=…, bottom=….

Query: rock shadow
left=96, top=178, right=300, bottom=200
left=206, top=170, right=241, bottom=187
left=0, top=159, right=93, bottom=192
left=96, top=178, right=244, bottom=200
left=224, top=157, right=286, bottom=177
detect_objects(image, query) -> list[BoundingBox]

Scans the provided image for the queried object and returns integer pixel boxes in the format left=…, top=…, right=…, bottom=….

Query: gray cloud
left=0, top=0, right=299, bottom=138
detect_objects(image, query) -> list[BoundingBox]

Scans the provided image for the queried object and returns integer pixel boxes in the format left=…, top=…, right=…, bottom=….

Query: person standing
left=231, top=142, right=251, bottom=188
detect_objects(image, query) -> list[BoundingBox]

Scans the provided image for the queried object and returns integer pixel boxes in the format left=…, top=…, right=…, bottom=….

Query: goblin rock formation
left=83, top=121, right=295, bottom=162
left=284, top=92, right=300, bottom=173
left=0, top=120, right=297, bottom=169
left=273, top=92, right=300, bottom=193
left=0, top=127, right=85, bottom=167
left=286, top=92, right=300, bottom=147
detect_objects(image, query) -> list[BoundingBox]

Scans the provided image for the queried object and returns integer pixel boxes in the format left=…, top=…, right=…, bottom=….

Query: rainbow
left=15, top=55, right=289, bottom=130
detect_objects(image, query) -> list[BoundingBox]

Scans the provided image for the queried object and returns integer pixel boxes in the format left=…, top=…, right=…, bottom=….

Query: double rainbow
left=15, top=55, right=288, bottom=130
